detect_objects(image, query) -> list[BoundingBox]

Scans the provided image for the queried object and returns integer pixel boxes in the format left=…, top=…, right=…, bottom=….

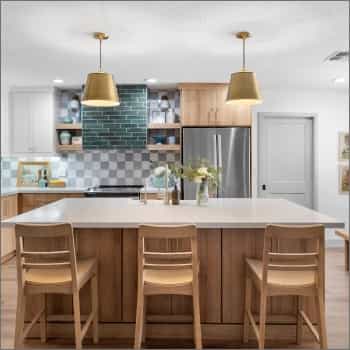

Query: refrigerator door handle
left=213, top=134, right=217, bottom=168
left=218, top=134, right=223, bottom=168
left=217, top=134, right=223, bottom=197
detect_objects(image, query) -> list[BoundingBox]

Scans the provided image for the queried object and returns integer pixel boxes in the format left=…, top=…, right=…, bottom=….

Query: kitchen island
left=3, top=198, right=343, bottom=347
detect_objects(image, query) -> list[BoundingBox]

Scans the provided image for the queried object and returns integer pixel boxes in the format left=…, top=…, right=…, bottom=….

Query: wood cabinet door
left=1, top=195, right=18, bottom=259
left=216, top=86, right=251, bottom=126
left=199, top=88, right=216, bottom=126
left=180, top=89, right=200, bottom=126
left=215, top=86, right=252, bottom=126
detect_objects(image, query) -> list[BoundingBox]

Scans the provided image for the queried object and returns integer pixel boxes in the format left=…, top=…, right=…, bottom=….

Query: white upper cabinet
left=10, top=89, right=54, bottom=154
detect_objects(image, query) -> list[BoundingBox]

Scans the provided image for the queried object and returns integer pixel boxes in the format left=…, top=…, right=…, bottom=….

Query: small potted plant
left=182, top=159, right=219, bottom=206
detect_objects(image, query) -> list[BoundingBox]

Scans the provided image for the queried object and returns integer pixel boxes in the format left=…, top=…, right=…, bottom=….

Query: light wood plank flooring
left=1, top=248, right=348, bottom=349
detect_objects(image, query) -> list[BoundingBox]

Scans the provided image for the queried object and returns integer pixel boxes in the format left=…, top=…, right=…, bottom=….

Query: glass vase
left=196, top=179, right=209, bottom=206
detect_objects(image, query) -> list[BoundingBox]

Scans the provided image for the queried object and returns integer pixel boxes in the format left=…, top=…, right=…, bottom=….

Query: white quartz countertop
left=1, top=187, right=85, bottom=196
left=2, top=198, right=344, bottom=229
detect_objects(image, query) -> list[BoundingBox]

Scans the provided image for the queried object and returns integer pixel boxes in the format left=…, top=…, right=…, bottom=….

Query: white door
left=258, top=114, right=314, bottom=208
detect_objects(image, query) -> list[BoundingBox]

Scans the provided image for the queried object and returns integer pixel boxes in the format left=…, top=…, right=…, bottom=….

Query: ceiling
left=1, top=1, right=349, bottom=90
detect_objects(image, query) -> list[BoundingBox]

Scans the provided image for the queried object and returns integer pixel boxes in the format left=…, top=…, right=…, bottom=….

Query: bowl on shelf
left=152, top=135, right=167, bottom=144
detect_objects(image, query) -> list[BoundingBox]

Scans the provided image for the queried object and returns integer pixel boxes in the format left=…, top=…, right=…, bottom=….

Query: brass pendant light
left=82, top=32, right=120, bottom=107
left=226, top=31, right=262, bottom=105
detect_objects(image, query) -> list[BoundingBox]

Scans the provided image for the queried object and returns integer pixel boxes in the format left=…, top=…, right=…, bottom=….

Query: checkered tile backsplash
left=1, top=150, right=180, bottom=188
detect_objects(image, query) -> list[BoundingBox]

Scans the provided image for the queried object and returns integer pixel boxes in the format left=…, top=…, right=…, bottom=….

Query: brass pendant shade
left=226, top=71, right=261, bottom=105
left=83, top=72, right=119, bottom=107
left=226, top=31, right=262, bottom=105
left=82, top=32, right=120, bottom=107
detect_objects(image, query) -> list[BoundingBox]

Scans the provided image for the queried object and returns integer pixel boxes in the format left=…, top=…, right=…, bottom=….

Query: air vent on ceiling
left=324, top=51, right=349, bottom=62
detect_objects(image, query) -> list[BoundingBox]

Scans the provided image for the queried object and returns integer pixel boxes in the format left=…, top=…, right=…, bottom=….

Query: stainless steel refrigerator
left=182, top=127, right=250, bottom=199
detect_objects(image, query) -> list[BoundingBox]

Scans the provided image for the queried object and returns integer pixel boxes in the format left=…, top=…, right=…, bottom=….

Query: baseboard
left=1, top=250, right=15, bottom=264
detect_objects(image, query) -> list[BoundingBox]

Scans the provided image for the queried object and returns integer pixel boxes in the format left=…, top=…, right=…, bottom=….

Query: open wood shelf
left=146, top=144, right=181, bottom=151
left=56, top=144, right=82, bottom=152
left=56, top=123, right=82, bottom=130
left=148, top=123, right=181, bottom=129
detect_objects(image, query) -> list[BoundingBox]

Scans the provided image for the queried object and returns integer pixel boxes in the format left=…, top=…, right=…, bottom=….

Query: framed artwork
left=339, top=164, right=350, bottom=194
left=338, top=132, right=349, bottom=161
left=17, top=161, right=51, bottom=187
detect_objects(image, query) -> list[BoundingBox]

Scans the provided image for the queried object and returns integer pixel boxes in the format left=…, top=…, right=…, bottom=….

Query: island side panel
left=122, top=228, right=222, bottom=323
left=75, top=228, right=122, bottom=322
left=170, top=229, right=222, bottom=323
left=222, top=228, right=266, bottom=323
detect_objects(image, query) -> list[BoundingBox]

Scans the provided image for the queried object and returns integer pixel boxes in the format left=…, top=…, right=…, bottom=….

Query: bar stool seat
left=144, top=268, right=193, bottom=286
left=25, top=258, right=97, bottom=287
left=246, top=258, right=316, bottom=288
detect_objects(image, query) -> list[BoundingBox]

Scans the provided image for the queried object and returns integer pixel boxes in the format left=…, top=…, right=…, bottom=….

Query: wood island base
left=23, top=227, right=319, bottom=347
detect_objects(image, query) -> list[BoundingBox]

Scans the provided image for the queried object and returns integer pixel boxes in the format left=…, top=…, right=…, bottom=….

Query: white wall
left=251, top=88, right=349, bottom=245
left=1, top=82, right=10, bottom=155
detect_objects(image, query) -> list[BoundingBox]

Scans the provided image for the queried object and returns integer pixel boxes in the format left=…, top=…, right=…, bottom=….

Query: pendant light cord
left=242, top=37, right=246, bottom=71
left=99, top=38, right=102, bottom=72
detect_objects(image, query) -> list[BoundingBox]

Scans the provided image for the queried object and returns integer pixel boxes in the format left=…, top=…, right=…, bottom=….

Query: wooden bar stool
left=243, top=224, right=327, bottom=349
left=335, top=229, right=349, bottom=271
left=134, top=224, right=202, bottom=349
left=14, top=223, right=98, bottom=350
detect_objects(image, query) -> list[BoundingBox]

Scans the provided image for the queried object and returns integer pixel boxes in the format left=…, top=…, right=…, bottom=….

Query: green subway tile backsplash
left=82, top=85, right=147, bottom=149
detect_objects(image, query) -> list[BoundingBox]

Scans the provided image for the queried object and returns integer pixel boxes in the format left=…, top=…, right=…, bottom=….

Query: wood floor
left=1, top=248, right=348, bottom=349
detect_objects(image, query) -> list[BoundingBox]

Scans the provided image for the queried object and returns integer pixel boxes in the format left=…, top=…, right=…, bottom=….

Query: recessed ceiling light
left=53, top=78, right=64, bottom=84
left=333, top=77, right=345, bottom=84
left=144, top=78, right=157, bottom=83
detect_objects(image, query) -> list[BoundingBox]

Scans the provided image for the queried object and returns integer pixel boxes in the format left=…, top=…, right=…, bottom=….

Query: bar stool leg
left=73, top=292, right=82, bottom=350
left=243, top=275, right=252, bottom=343
left=258, top=290, right=267, bottom=350
left=345, top=240, right=349, bottom=272
left=142, top=296, right=147, bottom=343
left=296, top=296, right=304, bottom=345
left=91, top=273, right=99, bottom=344
left=15, top=292, right=26, bottom=348
left=315, top=290, right=328, bottom=349
left=134, top=287, right=145, bottom=349
left=192, top=286, right=202, bottom=349
left=40, top=294, right=47, bottom=343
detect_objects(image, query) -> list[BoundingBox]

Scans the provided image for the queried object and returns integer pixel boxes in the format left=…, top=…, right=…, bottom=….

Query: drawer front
left=18, top=193, right=83, bottom=213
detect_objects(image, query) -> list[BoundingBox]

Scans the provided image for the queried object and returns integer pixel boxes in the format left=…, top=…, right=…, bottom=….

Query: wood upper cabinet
left=180, top=83, right=251, bottom=126
left=1, top=194, right=18, bottom=260
left=215, top=85, right=251, bottom=126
